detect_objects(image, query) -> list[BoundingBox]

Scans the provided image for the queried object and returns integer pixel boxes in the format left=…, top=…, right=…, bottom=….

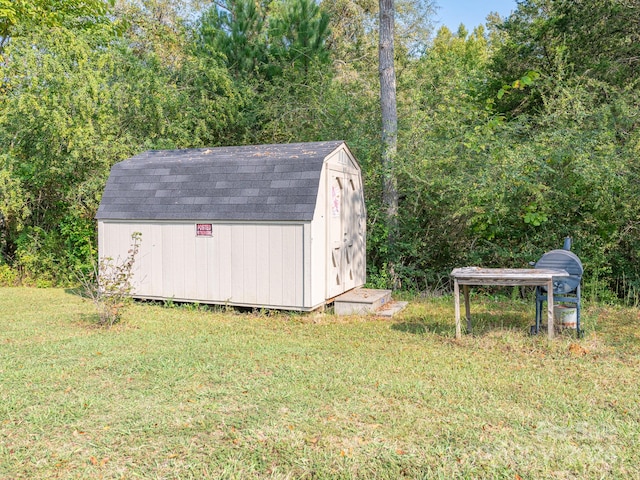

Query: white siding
left=217, top=225, right=232, bottom=301
left=256, top=225, right=271, bottom=304
left=150, top=223, right=163, bottom=296
left=99, top=221, right=310, bottom=310
left=303, top=223, right=313, bottom=307
left=310, top=167, right=328, bottom=307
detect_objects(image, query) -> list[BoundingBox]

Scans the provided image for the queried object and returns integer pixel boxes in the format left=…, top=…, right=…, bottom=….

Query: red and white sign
left=196, top=223, right=213, bottom=237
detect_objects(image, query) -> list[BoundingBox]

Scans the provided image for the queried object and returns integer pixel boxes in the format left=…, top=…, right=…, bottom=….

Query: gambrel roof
left=96, top=141, right=347, bottom=221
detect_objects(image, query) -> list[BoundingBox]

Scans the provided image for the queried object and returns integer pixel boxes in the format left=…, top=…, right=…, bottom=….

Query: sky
left=435, top=0, right=518, bottom=32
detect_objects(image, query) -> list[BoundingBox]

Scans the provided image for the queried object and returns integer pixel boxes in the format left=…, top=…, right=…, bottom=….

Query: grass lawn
left=1, top=287, right=639, bottom=479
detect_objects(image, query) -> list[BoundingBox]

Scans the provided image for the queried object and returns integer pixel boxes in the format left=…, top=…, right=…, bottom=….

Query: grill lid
left=535, top=249, right=583, bottom=293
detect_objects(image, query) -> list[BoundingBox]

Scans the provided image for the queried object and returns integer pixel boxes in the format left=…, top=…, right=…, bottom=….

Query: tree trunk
left=379, top=0, right=399, bottom=281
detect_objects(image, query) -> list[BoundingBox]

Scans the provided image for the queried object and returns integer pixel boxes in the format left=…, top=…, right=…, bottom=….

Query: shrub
left=78, top=232, right=141, bottom=327
left=0, top=264, right=18, bottom=286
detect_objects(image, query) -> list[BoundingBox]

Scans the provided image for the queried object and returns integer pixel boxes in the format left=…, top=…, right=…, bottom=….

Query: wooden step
left=334, top=288, right=392, bottom=315
left=375, top=301, right=409, bottom=318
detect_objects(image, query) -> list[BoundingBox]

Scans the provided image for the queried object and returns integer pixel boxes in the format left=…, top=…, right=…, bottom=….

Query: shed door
left=345, top=172, right=365, bottom=287
left=327, top=169, right=360, bottom=298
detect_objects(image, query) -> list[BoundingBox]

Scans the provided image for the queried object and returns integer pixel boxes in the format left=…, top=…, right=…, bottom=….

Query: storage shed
left=96, top=141, right=366, bottom=311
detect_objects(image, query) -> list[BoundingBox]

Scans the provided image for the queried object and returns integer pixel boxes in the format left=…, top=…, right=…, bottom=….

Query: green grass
left=1, top=288, right=639, bottom=479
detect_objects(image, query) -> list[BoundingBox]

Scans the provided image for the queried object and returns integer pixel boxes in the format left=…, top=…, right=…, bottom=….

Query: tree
left=0, top=0, right=115, bottom=51
left=551, top=0, right=640, bottom=86
left=198, top=0, right=268, bottom=77
left=488, top=0, right=640, bottom=116
left=0, top=163, right=29, bottom=263
left=269, top=0, right=331, bottom=74
left=393, top=0, right=436, bottom=57
left=379, top=0, right=398, bottom=282
left=320, top=0, right=377, bottom=64
left=198, top=0, right=331, bottom=79
left=390, top=25, right=495, bottom=289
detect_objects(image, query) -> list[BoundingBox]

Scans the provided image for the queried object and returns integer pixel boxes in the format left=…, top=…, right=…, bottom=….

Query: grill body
left=533, top=246, right=583, bottom=336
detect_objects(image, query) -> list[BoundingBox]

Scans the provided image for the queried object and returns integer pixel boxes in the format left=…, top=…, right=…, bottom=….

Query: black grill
left=533, top=238, right=583, bottom=336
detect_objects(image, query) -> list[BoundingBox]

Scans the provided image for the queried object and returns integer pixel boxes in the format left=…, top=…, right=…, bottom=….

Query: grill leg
left=454, top=279, right=461, bottom=339
left=576, top=285, right=582, bottom=338
left=463, top=285, right=472, bottom=333
left=533, top=287, right=542, bottom=335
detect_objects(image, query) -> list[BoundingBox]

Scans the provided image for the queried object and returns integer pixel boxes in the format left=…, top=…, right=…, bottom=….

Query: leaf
left=305, top=435, right=320, bottom=445
left=89, top=456, right=98, bottom=466
left=568, top=343, right=588, bottom=356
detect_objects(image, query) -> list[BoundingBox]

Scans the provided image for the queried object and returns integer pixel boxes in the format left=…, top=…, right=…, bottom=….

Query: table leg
left=454, top=279, right=461, bottom=339
left=463, top=285, right=471, bottom=333
left=547, top=279, right=554, bottom=340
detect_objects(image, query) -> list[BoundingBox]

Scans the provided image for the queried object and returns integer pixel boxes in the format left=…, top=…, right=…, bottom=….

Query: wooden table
left=450, top=267, right=570, bottom=340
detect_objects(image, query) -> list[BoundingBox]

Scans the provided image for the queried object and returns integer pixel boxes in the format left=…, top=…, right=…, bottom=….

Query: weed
left=76, top=232, right=141, bottom=327
left=0, top=264, right=18, bottom=286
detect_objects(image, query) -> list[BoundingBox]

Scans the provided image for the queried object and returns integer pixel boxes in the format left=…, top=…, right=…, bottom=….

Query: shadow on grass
left=76, top=312, right=105, bottom=329
left=392, top=318, right=452, bottom=336
left=392, top=310, right=536, bottom=337
left=65, top=286, right=86, bottom=298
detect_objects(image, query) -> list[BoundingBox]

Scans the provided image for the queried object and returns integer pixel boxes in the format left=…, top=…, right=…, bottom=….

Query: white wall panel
left=194, top=232, right=210, bottom=300
left=268, top=226, right=284, bottom=306
left=256, top=225, right=271, bottom=305
left=217, top=225, right=232, bottom=302
left=282, top=227, right=297, bottom=306
left=230, top=225, right=244, bottom=302
left=206, top=231, right=218, bottom=301
left=241, top=224, right=258, bottom=305
left=101, top=221, right=307, bottom=309
left=150, top=224, right=163, bottom=296
left=182, top=226, right=198, bottom=300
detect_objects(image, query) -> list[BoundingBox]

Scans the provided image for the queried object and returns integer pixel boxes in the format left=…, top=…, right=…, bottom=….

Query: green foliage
left=0, top=264, right=18, bottom=286
left=497, top=70, right=540, bottom=99
left=388, top=26, right=494, bottom=288
left=320, top=0, right=377, bottom=63
left=14, top=227, right=61, bottom=286
left=198, top=0, right=331, bottom=79
left=0, top=0, right=116, bottom=50
left=269, top=0, right=331, bottom=72
left=0, top=159, right=30, bottom=262
left=374, top=17, right=640, bottom=302
left=198, top=0, right=268, bottom=76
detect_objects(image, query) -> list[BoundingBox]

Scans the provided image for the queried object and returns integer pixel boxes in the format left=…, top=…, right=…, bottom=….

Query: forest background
left=0, top=0, right=639, bottom=303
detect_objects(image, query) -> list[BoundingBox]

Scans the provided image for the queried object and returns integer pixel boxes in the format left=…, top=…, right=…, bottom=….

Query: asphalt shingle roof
left=96, top=141, right=345, bottom=221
